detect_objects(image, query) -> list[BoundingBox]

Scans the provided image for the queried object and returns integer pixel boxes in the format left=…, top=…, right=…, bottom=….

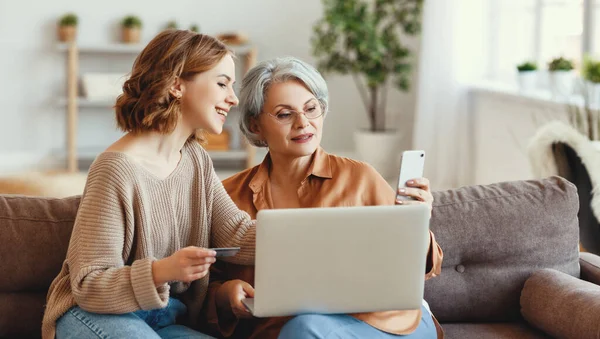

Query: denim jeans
left=56, top=298, right=214, bottom=339
left=278, top=305, right=436, bottom=339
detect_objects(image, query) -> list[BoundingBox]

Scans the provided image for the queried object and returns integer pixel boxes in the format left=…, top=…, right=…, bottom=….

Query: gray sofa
left=425, top=176, right=600, bottom=338
left=1, top=176, right=599, bottom=338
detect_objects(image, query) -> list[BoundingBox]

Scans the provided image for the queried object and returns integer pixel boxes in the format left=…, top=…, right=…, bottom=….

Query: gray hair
left=238, top=57, right=329, bottom=147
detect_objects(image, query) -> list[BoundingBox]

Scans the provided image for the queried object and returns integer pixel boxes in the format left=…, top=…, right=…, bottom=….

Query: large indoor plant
left=311, top=0, right=423, bottom=177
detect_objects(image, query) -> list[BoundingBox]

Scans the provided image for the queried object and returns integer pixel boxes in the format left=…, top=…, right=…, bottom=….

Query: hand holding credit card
left=209, top=247, right=241, bottom=257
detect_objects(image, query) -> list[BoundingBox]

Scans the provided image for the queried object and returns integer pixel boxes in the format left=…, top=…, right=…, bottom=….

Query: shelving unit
left=58, top=41, right=257, bottom=172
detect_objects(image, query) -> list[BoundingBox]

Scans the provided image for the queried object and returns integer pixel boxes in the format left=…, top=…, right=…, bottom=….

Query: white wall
left=468, top=86, right=571, bottom=186
left=0, top=0, right=419, bottom=171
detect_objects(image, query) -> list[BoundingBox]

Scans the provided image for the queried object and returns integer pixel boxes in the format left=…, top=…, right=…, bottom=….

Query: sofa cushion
left=441, top=323, right=550, bottom=339
left=520, top=268, right=600, bottom=339
left=425, top=176, right=580, bottom=322
left=0, top=195, right=80, bottom=292
left=0, top=292, right=46, bottom=338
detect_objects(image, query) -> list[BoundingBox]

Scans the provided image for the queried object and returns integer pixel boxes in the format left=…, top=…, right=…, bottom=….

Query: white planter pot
left=354, top=130, right=401, bottom=180
left=585, top=81, right=600, bottom=109
left=517, top=71, right=537, bottom=92
left=549, top=70, right=575, bottom=99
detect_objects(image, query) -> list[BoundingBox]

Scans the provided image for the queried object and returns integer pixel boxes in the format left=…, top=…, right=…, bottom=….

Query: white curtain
left=413, top=0, right=488, bottom=189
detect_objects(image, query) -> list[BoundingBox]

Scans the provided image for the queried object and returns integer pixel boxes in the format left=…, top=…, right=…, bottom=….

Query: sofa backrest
left=425, top=176, right=580, bottom=322
left=0, top=177, right=581, bottom=336
left=0, top=195, right=80, bottom=338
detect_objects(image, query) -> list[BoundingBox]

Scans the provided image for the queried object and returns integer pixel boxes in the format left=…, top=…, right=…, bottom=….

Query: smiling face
left=178, top=54, right=239, bottom=135
left=252, top=80, right=324, bottom=158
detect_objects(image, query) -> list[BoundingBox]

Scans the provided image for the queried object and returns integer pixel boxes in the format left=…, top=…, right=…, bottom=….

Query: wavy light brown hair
left=115, top=30, right=231, bottom=141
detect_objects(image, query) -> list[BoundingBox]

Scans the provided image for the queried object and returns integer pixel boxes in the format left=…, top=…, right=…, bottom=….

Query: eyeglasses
left=263, top=103, right=324, bottom=125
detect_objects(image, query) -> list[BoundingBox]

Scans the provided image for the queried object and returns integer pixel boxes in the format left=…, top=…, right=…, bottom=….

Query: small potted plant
left=166, top=20, right=178, bottom=30
left=190, top=24, right=200, bottom=33
left=121, top=15, right=142, bottom=44
left=516, top=61, right=537, bottom=92
left=583, top=56, right=600, bottom=108
left=548, top=56, right=575, bottom=99
left=58, top=13, right=78, bottom=42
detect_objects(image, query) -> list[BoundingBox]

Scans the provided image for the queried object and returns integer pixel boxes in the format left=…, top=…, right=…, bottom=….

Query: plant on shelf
left=517, top=61, right=537, bottom=72
left=516, top=61, right=538, bottom=92
left=58, top=13, right=78, bottom=42
left=311, top=0, right=423, bottom=178
left=190, top=24, right=200, bottom=33
left=563, top=56, right=600, bottom=140
left=166, top=20, right=178, bottom=30
left=121, top=15, right=142, bottom=44
left=548, top=57, right=574, bottom=72
left=571, top=56, right=600, bottom=135
left=548, top=57, right=576, bottom=99
left=583, top=56, right=600, bottom=84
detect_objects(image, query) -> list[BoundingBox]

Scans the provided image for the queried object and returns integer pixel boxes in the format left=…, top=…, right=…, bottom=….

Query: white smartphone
left=396, top=150, right=426, bottom=201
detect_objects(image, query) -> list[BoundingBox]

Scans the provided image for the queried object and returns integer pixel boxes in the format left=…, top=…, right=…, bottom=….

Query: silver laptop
left=242, top=204, right=430, bottom=317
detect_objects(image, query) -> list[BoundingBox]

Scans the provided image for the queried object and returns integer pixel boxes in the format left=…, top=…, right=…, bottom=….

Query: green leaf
left=59, top=13, right=78, bottom=27
left=311, top=0, right=423, bottom=130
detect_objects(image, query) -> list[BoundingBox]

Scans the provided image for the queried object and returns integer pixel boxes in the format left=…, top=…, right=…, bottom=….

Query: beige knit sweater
left=41, top=140, right=256, bottom=339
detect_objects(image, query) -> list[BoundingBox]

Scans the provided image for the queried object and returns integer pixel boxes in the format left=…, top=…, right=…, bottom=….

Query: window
left=488, top=0, right=537, bottom=81
left=593, top=0, right=600, bottom=55
left=539, top=0, right=583, bottom=66
left=488, top=0, right=591, bottom=83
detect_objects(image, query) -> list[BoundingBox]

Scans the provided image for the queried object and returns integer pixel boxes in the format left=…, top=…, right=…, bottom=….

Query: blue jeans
left=278, top=305, right=436, bottom=339
left=56, top=298, right=214, bottom=339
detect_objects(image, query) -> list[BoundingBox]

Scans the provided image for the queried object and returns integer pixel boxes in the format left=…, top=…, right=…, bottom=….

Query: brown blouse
left=202, top=147, right=444, bottom=338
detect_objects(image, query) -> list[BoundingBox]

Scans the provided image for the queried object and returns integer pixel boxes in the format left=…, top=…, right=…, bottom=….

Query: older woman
left=201, top=57, right=443, bottom=339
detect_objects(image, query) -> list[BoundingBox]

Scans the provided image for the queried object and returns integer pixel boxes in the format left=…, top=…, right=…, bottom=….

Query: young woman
left=202, top=57, right=443, bottom=339
left=42, top=30, right=256, bottom=339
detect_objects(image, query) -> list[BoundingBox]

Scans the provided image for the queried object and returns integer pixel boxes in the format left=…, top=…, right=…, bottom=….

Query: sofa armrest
left=580, top=252, right=600, bottom=285
left=520, top=269, right=600, bottom=339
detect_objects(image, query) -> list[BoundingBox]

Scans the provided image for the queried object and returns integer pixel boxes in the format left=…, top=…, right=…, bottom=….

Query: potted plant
left=548, top=56, right=575, bottom=99
left=58, top=13, right=78, bottom=42
left=166, top=20, right=178, bottom=30
left=121, top=15, right=142, bottom=44
left=583, top=56, right=600, bottom=109
left=190, top=24, right=200, bottom=33
left=516, top=61, right=537, bottom=92
left=311, top=0, right=423, bottom=178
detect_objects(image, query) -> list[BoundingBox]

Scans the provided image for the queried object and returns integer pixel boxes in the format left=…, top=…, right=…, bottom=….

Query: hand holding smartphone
left=396, top=150, right=426, bottom=201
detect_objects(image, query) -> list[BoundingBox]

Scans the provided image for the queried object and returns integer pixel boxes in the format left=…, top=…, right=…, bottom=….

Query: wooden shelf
left=57, top=97, right=114, bottom=108
left=57, top=43, right=144, bottom=54
left=59, top=41, right=258, bottom=172
left=57, top=42, right=255, bottom=55
left=56, top=98, right=248, bottom=112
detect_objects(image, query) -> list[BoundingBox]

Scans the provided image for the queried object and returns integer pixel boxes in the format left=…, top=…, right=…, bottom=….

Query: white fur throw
left=528, top=121, right=600, bottom=220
